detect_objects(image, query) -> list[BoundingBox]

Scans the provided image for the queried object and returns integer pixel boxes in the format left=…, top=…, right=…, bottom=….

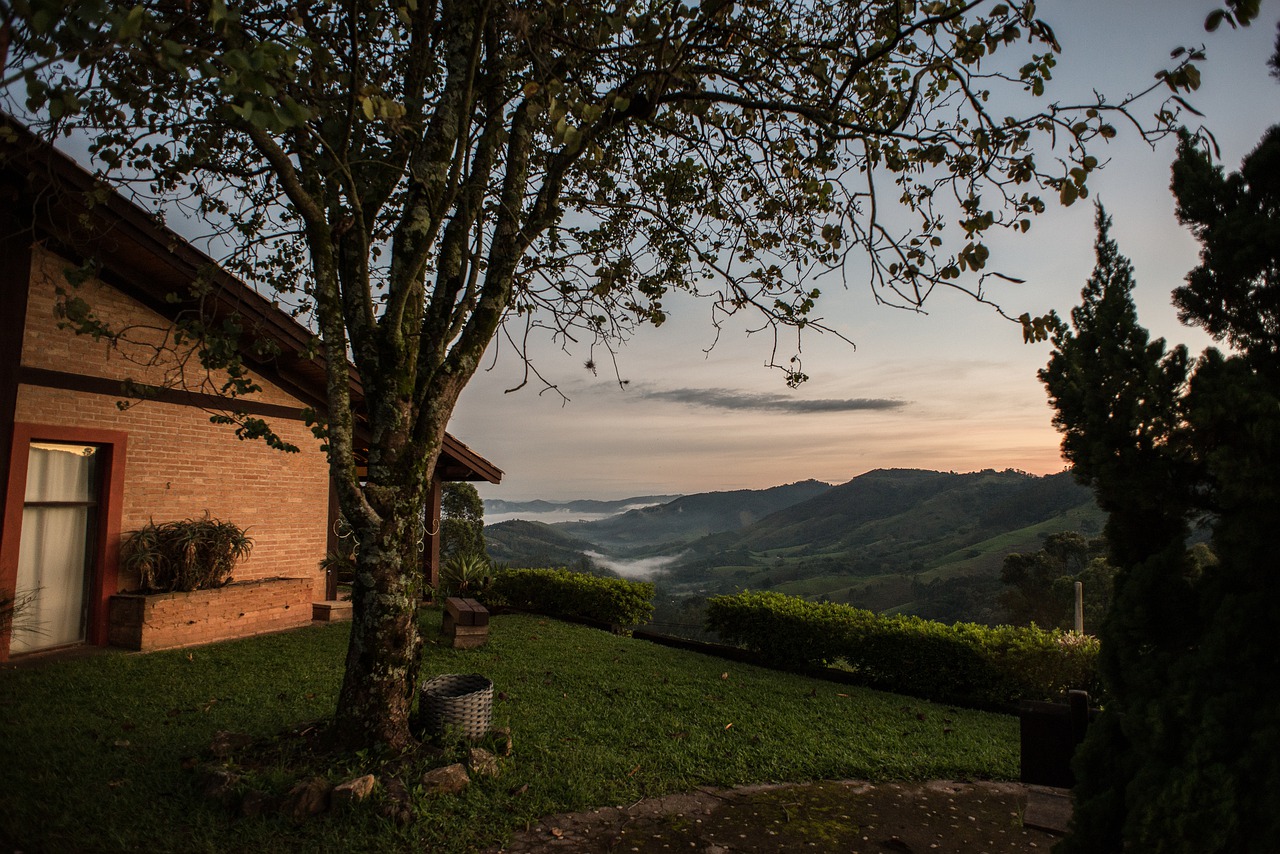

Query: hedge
left=705, top=590, right=1101, bottom=710
left=487, top=568, right=654, bottom=627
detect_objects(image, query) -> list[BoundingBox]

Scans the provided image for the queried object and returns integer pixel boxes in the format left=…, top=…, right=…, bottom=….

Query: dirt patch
left=489, top=779, right=1062, bottom=853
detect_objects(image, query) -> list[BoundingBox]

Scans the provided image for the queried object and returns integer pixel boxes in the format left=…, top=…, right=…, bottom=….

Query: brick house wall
left=1, top=245, right=332, bottom=659
left=16, top=247, right=331, bottom=596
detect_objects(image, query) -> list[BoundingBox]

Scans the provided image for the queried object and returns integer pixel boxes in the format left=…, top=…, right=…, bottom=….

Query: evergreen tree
left=1049, top=39, right=1280, bottom=843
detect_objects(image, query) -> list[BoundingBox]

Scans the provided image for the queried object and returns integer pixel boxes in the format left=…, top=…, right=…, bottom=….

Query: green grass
left=0, top=612, right=1019, bottom=852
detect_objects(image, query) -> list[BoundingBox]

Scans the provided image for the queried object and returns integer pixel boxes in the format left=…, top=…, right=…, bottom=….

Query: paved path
left=489, top=779, right=1067, bottom=853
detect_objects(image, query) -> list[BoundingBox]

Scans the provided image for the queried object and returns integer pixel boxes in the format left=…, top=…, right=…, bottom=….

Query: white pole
left=1074, top=581, right=1085, bottom=634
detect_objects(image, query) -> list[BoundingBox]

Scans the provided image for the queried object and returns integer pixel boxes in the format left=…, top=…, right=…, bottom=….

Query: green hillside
left=555, top=479, right=833, bottom=551
left=484, top=519, right=600, bottom=571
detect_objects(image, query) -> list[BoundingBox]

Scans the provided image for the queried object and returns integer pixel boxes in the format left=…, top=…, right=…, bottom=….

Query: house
left=0, top=118, right=501, bottom=660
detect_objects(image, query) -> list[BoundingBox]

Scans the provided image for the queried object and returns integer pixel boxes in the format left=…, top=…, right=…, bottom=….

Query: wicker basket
left=419, top=673, right=493, bottom=740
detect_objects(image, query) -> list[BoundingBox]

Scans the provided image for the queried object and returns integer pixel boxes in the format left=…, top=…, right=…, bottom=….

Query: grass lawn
left=1, top=611, right=1019, bottom=852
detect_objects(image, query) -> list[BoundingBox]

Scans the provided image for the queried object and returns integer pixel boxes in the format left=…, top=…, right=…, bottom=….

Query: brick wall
left=23, top=248, right=305, bottom=406
left=107, top=577, right=316, bottom=651
left=15, top=246, right=330, bottom=601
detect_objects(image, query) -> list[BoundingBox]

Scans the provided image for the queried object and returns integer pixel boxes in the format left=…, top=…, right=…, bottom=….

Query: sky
left=449, top=1, right=1280, bottom=502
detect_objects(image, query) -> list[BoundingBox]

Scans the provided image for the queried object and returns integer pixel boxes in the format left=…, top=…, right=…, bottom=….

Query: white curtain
left=11, top=444, right=99, bottom=654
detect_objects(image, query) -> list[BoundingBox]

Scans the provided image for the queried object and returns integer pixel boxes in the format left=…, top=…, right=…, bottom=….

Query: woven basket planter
left=418, top=673, right=493, bottom=740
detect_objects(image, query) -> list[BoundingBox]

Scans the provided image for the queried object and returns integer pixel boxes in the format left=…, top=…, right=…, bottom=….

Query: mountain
left=483, top=495, right=681, bottom=518
left=681, top=468, right=1094, bottom=569
left=482, top=469, right=1104, bottom=625
left=662, top=469, right=1103, bottom=620
left=555, top=480, right=834, bottom=551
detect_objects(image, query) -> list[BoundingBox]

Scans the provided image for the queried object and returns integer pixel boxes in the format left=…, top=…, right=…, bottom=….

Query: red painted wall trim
left=0, top=423, right=128, bottom=660
left=0, top=218, right=33, bottom=539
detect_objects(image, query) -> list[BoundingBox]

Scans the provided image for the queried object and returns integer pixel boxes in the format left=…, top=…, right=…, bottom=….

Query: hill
left=483, top=469, right=1104, bottom=625
left=484, top=520, right=602, bottom=572
left=660, top=469, right=1102, bottom=622
left=555, top=479, right=834, bottom=551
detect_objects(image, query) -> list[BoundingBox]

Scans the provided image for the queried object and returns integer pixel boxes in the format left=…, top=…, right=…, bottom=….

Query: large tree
left=1, top=1, right=1226, bottom=750
left=1045, top=32, right=1280, bottom=844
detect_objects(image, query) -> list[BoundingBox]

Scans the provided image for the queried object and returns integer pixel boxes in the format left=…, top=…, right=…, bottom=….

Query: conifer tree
left=1048, top=50, right=1280, bottom=840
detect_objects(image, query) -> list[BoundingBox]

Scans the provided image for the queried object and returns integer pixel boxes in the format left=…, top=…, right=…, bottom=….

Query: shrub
left=488, top=568, right=653, bottom=627
left=121, top=514, right=253, bottom=593
left=438, top=552, right=493, bottom=599
left=705, top=590, right=1100, bottom=710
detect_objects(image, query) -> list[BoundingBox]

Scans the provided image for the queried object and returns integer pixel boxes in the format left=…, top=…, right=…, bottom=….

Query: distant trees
left=1044, top=35, right=1280, bottom=845
left=999, top=532, right=1112, bottom=630
left=438, top=483, right=486, bottom=565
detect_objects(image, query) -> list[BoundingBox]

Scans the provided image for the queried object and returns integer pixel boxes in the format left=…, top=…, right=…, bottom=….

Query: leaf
left=1060, top=181, right=1079, bottom=207
left=522, top=81, right=540, bottom=97
left=1171, top=95, right=1204, bottom=117
left=361, top=97, right=375, bottom=120
left=1204, top=9, right=1227, bottom=31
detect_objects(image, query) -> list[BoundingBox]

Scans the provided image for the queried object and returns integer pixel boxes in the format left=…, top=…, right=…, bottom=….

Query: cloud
left=638, top=387, right=908, bottom=414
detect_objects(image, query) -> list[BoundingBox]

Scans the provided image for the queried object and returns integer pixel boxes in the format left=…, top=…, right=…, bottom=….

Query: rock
left=467, top=747, right=500, bottom=778
left=208, top=730, right=253, bottom=758
left=332, top=774, right=378, bottom=808
left=421, top=763, right=470, bottom=795
left=281, top=776, right=332, bottom=822
left=492, top=726, right=514, bottom=756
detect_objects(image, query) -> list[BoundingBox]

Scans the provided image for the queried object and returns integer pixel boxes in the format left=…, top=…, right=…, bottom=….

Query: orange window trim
left=0, top=422, right=128, bottom=660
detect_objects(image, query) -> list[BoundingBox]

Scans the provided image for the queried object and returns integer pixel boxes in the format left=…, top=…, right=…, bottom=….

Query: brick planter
left=108, top=577, right=314, bottom=652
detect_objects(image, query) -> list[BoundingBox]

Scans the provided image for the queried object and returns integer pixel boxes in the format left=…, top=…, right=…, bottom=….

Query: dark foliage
left=1000, top=532, right=1112, bottom=630
left=120, top=514, right=253, bottom=593
left=488, top=567, right=653, bottom=627
left=705, top=591, right=1100, bottom=711
left=1047, top=188, right=1280, bottom=849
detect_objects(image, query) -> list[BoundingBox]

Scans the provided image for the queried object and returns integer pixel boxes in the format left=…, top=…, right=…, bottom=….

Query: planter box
left=108, top=577, right=314, bottom=652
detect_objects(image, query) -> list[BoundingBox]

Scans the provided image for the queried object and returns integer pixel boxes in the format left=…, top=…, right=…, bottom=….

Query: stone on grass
left=421, top=763, right=470, bottom=795
left=468, top=747, right=500, bottom=778
left=332, top=774, right=378, bottom=808
left=282, top=776, right=332, bottom=822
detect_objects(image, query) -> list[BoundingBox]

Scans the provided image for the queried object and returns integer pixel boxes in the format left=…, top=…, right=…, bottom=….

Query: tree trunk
left=333, top=489, right=427, bottom=751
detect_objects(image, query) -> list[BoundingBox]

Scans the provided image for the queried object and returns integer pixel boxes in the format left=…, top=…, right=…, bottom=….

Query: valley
left=484, top=468, right=1105, bottom=628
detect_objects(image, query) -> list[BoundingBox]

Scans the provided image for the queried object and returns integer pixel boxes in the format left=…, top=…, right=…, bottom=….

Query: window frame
left=1, top=423, right=127, bottom=659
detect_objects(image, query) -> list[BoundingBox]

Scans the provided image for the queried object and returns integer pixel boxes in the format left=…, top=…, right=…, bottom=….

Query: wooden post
left=423, top=476, right=443, bottom=598
left=325, top=477, right=340, bottom=601
left=1074, top=581, right=1084, bottom=634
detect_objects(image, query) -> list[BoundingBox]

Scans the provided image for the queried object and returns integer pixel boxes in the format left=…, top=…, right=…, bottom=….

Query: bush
left=705, top=590, right=1100, bottom=710
left=121, top=514, right=253, bottom=593
left=438, top=552, right=493, bottom=599
left=487, top=568, right=653, bottom=627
